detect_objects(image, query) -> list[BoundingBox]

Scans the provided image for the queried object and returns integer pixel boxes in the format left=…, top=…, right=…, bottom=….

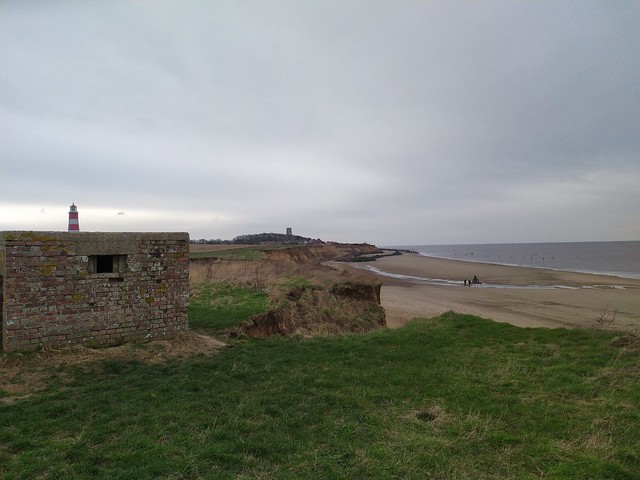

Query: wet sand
left=350, top=254, right=640, bottom=330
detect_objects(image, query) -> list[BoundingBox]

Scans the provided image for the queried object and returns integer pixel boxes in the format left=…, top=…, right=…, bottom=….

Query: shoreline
left=412, top=252, right=640, bottom=281
left=346, top=253, right=640, bottom=330
left=384, top=240, right=640, bottom=281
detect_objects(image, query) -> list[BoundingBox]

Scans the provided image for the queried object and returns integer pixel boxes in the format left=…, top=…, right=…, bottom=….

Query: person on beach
left=472, top=275, right=480, bottom=285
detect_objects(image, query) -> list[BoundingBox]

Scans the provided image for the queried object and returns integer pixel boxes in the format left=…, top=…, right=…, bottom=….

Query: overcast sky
left=1, top=1, right=638, bottom=245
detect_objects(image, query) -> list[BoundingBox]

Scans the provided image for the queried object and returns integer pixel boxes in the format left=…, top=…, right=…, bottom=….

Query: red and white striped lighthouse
left=68, top=203, right=79, bottom=231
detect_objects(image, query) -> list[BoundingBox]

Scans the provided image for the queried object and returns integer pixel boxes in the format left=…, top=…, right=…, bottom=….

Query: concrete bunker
left=0, top=231, right=189, bottom=352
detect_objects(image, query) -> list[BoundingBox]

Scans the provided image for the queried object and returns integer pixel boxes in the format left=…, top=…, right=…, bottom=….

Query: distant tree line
left=191, top=238, right=231, bottom=245
left=190, top=232, right=325, bottom=245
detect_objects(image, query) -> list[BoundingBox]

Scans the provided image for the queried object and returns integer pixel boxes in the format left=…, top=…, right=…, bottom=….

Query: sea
left=386, top=241, right=640, bottom=280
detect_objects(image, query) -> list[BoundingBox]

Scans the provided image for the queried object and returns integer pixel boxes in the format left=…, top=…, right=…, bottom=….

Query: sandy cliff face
left=221, top=244, right=386, bottom=337
left=230, top=282, right=385, bottom=338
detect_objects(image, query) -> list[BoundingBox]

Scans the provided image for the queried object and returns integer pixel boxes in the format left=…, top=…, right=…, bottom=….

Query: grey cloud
left=1, top=1, right=638, bottom=244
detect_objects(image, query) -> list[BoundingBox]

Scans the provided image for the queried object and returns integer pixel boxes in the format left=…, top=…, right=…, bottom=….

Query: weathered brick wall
left=0, top=231, right=189, bottom=352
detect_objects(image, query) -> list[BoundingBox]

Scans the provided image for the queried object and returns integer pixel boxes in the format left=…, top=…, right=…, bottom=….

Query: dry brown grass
left=190, top=257, right=379, bottom=291
left=235, top=287, right=385, bottom=338
left=189, top=257, right=386, bottom=338
left=0, top=332, right=225, bottom=403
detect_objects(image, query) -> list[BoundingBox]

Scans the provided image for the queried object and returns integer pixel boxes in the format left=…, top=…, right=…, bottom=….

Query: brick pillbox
left=0, top=231, right=189, bottom=352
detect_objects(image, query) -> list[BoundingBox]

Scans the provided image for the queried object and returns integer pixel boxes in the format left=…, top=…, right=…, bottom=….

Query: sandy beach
left=350, top=254, right=640, bottom=330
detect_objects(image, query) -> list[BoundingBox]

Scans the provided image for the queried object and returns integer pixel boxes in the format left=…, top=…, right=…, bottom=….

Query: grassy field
left=189, top=245, right=287, bottom=261
left=1, top=284, right=639, bottom=479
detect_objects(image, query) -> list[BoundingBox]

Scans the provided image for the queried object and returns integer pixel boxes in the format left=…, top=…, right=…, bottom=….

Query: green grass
left=281, top=275, right=314, bottom=289
left=188, top=283, right=269, bottom=332
left=1, top=306, right=639, bottom=478
left=189, top=245, right=287, bottom=261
